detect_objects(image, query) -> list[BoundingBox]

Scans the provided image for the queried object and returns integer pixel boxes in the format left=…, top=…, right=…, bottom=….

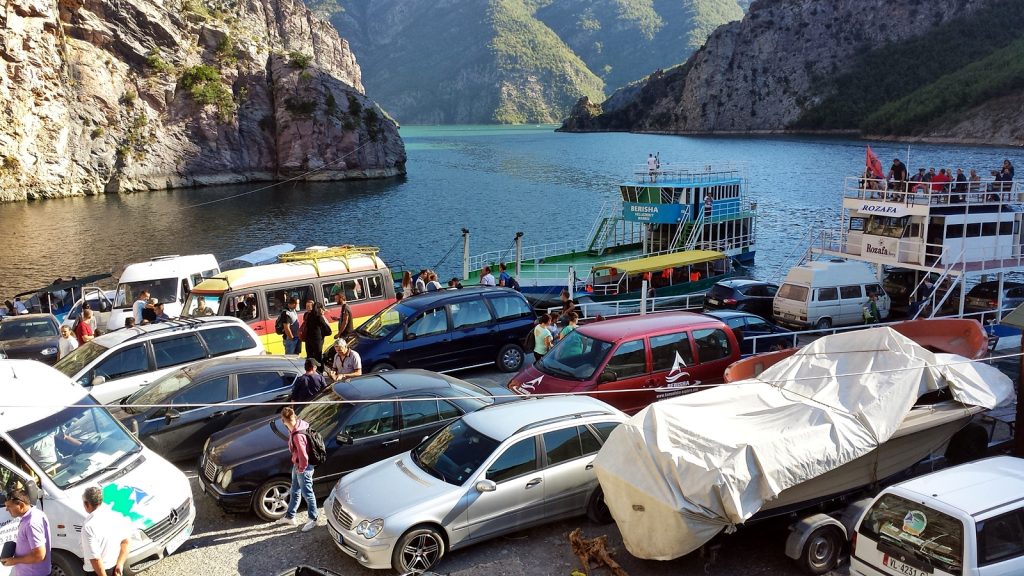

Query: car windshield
left=413, top=419, right=500, bottom=486
left=299, top=388, right=347, bottom=432
left=9, top=400, right=142, bottom=489
left=114, top=278, right=178, bottom=307
left=359, top=303, right=412, bottom=338
left=128, top=371, right=192, bottom=407
left=536, top=330, right=613, bottom=380
left=859, top=493, right=964, bottom=574
left=449, top=380, right=495, bottom=404
left=53, top=341, right=108, bottom=378
left=181, top=293, right=223, bottom=317
left=0, top=318, right=56, bottom=340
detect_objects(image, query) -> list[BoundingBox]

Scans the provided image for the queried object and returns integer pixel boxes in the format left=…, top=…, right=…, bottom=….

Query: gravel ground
left=144, top=365, right=854, bottom=576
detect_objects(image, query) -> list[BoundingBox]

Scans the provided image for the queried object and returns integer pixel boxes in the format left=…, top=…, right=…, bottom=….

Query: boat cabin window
left=982, top=222, right=998, bottom=236
left=865, top=216, right=908, bottom=238
left=267, top=284, right=315, bottom=319
left=966, top=223, right=982, bottom=237
left=849, top=217, right=866, bottom=232
left=817, top=287, right=839, bottom=302
left=946, top=224, right=964, bottom=238
left=224, top=292, right=260, bottom=321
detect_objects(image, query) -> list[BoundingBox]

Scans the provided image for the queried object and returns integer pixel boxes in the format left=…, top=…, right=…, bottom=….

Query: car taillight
left=724, top=298, right=737, bottom=305
left=850, top=531, right=857, bottom=555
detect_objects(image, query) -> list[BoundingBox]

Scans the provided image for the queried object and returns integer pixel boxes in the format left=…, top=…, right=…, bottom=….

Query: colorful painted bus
left=180, top=247, right=396, bottom=354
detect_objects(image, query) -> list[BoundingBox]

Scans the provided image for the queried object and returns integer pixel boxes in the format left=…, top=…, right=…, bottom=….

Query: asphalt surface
left=146, top=364, right=851, bottom=576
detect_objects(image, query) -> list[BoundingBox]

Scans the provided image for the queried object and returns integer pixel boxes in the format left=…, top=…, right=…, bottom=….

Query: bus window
left=268, top=285, right=314, bottom=319
left=225, top=292, right=261, bottom=321
left=323, top=279, right=365, bottom=304
left=366, top=275, right=385, bottom=299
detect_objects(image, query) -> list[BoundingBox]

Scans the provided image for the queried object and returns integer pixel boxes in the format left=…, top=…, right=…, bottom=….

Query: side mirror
left=335, top=433, right=353, bottom=445
left=164, top=408, right=181, bottom=424
left=92, top=374, right=107, bottom=386
left=475, top=479, right=497, bottom=493
left=597, top=369, right=617, bottom=384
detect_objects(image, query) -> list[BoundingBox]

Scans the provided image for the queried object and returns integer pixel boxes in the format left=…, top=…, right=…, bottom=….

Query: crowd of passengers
left=860, top=158, right=1016, bottom=201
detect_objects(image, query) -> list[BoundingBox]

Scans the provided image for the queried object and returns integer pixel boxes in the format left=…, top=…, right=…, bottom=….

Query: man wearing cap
left=291, top=358, right=327, bottom=404
left=327, top=339, right=361, bottom=381
left=1, top=488, right=50, bottom=576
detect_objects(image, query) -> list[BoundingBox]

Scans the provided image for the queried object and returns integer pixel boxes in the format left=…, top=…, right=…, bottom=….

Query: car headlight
left=41, top=347, right=58, bottom=356
left=355, top=518, right=384, bottom=539
left=219, top=469, right=232, bottom=490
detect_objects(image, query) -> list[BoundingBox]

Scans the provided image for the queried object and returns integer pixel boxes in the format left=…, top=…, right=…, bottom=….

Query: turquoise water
left=0, top=125, right=1019, bottom=295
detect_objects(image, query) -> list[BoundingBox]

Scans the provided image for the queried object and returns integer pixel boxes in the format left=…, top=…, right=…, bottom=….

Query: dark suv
left=353, top=287, right=535, bottom=373
left=703, top=279, right=779, bottom=318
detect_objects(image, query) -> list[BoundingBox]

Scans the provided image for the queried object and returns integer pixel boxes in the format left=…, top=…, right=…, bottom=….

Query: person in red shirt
left=930, top=168, right=951, bottom=194
left=75, top=309, right=95, bottom=346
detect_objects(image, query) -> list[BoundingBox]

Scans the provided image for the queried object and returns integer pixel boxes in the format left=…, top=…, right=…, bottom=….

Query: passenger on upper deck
left=910, top=168, right=927, bottom=193
left=887, top=158, right=907, bottom=193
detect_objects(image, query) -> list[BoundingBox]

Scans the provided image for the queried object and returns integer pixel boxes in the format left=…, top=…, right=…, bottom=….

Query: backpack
left=523, top=323, right=536, bottom=351
left=293, top=428, right=327, bottom=467
left=506, top=275, right=521, bottom=292
left=275, top=311, right=287, bottom=335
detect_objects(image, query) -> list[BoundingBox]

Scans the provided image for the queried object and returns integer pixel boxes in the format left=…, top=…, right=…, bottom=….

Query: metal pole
left=640, top=280, right=648, bottom=315
left=567, top=266, right=575, bottom=300
left=461, top=228, right=470, bottom=281
left=515, top=232, right=523, bottom=280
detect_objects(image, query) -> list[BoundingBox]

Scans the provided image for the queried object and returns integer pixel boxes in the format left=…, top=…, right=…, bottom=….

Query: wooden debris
left=568, top=528, right=629, bottom=576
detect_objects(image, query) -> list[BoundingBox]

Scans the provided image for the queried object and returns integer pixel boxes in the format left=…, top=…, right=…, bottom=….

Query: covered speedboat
left=593, top=327, right=1013, bottom=561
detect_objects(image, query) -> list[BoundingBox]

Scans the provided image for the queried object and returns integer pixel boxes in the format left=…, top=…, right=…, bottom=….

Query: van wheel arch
left=50, top=549, right=86, bottom=576
left=814, top=317, right=832, bottom=330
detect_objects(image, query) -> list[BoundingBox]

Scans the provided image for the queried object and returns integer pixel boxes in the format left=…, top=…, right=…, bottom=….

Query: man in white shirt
left=132, top=291, right=150, bottom=325
left=80, top=486, right=129, bottom=576
left=480, top=266, right=496, bottom=287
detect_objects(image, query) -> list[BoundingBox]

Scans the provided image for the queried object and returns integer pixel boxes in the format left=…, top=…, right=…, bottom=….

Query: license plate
left=165, top=524, right=192, bottom=555
left=328, top=524, right=344, bottom=546
left=883, top=554, right=924, bottom=576
left=706, top=298, right=719, bottom=305
left=784, top=313, right=796, bottom=320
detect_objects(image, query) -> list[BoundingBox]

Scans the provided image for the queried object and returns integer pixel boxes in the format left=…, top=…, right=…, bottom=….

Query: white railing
left=468, top=238, right=589, bottom=272
left=631, top=162, right=746, bottom=185
left=544, top=293, right=706, bottom=319
left=843, top=176, right=1022, bottom=207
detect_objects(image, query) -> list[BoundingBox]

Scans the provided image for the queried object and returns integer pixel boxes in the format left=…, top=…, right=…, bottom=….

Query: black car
left=965, top=281, right=1024, bottom=317
left=0, top=314, right=61, bottom=364
left=198, top=369, right=515, bottom=520
left=703, top=310, right=794, bottom=356
left=703, top=279, right=779, bottom=319
left=353, top=287, right=535, bottom=373
left=109, top=355, right=305, bottom=462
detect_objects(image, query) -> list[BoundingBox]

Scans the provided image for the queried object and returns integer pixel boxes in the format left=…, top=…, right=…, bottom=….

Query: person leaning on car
left=291, top=358, right=327, bottom=404
left=327, top=339, right=361, bottom=382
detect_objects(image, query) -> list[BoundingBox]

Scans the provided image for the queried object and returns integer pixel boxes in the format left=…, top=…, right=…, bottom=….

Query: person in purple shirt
left=1, top=489, right=50, bottom=576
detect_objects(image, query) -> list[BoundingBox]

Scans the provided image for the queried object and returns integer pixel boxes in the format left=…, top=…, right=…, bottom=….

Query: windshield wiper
left=411, top=450, right=447, bottom=482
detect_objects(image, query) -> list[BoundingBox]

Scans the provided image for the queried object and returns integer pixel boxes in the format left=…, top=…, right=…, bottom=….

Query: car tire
left=814, top=317, right=832, bottom=330
left=51, top=550, right=85, bottom=576
left=370, top=362, right=396, bottom=373
left=586, top=488, right=613, bottom=524
left=796, top=525, right=844, bottom=575
left=496, top=343, right=525, bottom=373
left=391, top=525, right=446, bottom=573
left=253, top=477, right=292, bottom=522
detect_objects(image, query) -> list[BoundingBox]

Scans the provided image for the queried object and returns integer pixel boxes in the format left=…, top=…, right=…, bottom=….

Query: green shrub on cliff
left=179, top=65, right=236, bottom=122
left=288, top=51, right=312, bottom=69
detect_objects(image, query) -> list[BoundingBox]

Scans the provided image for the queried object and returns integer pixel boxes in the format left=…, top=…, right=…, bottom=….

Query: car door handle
left=209, top=411, right=226, bottom=419
left=381, top=439, right=399, bottom=447
left=525, top=478, right=542, bottom=488
left=585, top=462, right=594, bottom=471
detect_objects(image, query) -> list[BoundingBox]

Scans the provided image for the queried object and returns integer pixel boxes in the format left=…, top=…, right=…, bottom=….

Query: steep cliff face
left=564, top=0, right=990, bottom=134
left=317, top=0, right=745, bottom=124
left=0, top=0, right=405, bottom=201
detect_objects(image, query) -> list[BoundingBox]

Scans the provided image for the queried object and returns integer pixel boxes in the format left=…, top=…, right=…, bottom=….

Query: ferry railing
left=544, top=292, right=706, bottom=320
left=632, top=162, right=745, bottom=185
left=468, top=239, right=589, bottom=272
left=843, top=177, right=1022, bottom=207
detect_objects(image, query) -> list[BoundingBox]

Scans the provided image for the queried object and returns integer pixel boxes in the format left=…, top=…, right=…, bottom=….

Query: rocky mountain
left=312, top=0, right=745, bottom=124
left=561, top=0, right=1024, bottom=145
left=0, top=0, right=405, bottom=201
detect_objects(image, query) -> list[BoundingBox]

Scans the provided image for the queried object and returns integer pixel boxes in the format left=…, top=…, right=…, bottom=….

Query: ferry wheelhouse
left=463, top=163, right=757, bottom=301
left=809, top=174, right=1023, bottom=317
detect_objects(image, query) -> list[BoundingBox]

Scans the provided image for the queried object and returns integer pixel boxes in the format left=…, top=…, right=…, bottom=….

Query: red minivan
left=508, top=312, right=740, bottom=414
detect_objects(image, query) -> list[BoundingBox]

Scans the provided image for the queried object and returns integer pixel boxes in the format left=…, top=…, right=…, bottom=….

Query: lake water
left=0, top=125, right=1019, bottom=296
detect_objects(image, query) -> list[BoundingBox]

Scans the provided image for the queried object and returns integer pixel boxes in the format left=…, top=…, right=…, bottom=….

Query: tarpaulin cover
left=593, top=327, right=1013, bottom=560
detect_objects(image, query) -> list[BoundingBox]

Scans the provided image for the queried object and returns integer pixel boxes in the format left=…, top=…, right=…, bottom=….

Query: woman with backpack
left=274, top=407, right=318, bottom=531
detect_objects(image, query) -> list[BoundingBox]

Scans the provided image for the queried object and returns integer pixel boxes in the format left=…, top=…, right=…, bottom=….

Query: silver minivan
left=323, top=396, right=628, bottom=573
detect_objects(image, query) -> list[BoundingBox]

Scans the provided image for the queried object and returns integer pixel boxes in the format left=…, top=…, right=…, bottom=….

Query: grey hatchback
left=965, top=281, right=1024, bottom=318
left=323, top=395, right=627, bottom=573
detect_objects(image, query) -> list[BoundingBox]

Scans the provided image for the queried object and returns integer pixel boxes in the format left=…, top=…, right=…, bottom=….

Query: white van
left=773, top=259, right=890, bottom=330
left=109, top=255, right=219, bottom=331
left=851, top=456, right=1024, bottom=576
left=0, top=360, right=194, bottom=576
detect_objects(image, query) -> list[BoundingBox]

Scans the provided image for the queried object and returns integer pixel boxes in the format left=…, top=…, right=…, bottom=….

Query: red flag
left=866, top=146, right=884, bottom=179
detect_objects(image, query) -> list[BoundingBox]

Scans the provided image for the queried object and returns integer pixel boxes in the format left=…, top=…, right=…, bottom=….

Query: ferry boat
left=804, top=168, right=1023, bottom=320
left=462, top=163, right=757, bottom=301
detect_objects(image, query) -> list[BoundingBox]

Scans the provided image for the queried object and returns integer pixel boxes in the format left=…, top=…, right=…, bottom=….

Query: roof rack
left=512, top=409, right=614, bottom=435
left=278, top=245, right=383, bottom=276
left=116, top=316, right=240, bottom=342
